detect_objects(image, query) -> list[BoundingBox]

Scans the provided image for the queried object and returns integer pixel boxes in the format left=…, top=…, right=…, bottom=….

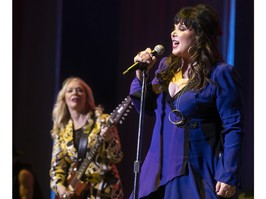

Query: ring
left=224, top=190, right=232, bottom=198
left=63, top=194, right=66, bottom=198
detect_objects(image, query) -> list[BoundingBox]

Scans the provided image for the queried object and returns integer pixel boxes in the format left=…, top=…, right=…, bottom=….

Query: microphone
left=122, top=44, right=165, bottom=75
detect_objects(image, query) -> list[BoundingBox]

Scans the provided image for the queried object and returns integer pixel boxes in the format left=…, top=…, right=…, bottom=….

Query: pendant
left=168, top=109, right=185, bottom=126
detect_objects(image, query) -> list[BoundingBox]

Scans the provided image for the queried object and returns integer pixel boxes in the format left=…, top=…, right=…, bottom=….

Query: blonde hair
left=51, top=77, right=96, bottom=138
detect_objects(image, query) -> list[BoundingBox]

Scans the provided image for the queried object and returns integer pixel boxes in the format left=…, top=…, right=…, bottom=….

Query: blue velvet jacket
left=129, top=58, right=244, bottom=198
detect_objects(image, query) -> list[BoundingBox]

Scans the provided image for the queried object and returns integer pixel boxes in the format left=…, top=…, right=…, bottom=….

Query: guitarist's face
left=65, top=79, right=87, bottom=112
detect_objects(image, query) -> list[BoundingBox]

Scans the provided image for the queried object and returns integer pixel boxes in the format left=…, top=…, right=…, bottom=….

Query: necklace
left=168, top=70, right=189, bottom=126
left=73, top=114, right=88, bottom=130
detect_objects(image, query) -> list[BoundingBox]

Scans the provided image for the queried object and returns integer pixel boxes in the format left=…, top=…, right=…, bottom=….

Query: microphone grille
left=154, top=44, right=165, bottom=55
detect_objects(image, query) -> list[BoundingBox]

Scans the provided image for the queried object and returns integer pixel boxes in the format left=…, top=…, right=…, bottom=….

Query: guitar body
left=55, top=162, right=89, bottom=199
left=67, top=162, right=89, bottom=196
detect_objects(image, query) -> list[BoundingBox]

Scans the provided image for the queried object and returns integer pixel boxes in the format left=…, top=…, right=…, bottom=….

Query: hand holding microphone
left=122, top=44, right=164, bottom=75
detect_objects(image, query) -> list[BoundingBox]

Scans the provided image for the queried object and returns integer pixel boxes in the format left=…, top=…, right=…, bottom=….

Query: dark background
left=13, top=0, right=253, bottom=198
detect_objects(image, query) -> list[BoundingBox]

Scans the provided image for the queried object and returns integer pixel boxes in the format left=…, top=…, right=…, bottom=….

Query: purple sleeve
left=129, top=58, right=167, bottom=113
left=214, top=64, right=244, bottom=185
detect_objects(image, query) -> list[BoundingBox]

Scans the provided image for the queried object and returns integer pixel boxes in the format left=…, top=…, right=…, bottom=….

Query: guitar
left=56, top=96, right=132, bottom=199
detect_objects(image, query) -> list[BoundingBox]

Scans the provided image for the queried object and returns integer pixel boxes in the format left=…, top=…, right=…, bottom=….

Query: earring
left=188, top=46, right=195, bottom=55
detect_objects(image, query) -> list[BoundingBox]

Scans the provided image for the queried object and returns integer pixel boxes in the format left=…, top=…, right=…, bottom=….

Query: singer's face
left=171, top=23, right=196, bottom=60
left=64, top=79, right=87, bottom=112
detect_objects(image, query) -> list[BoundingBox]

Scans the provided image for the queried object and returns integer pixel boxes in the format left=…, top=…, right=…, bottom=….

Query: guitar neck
left=76, top=122, right=112, bottom=180
left=75, top=95, right=132, bottom=180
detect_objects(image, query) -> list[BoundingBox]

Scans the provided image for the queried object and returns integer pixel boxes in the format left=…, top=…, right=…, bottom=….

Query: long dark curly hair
left=157, top=4, right=224, bottom=91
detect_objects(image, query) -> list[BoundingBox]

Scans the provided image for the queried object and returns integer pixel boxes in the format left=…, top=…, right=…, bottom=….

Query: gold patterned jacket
left=50, top=112, right=124, bottom=198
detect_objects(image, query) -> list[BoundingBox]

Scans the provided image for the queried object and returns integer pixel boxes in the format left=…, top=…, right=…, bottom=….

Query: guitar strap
left=78, top=114, right=96, bottom=164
